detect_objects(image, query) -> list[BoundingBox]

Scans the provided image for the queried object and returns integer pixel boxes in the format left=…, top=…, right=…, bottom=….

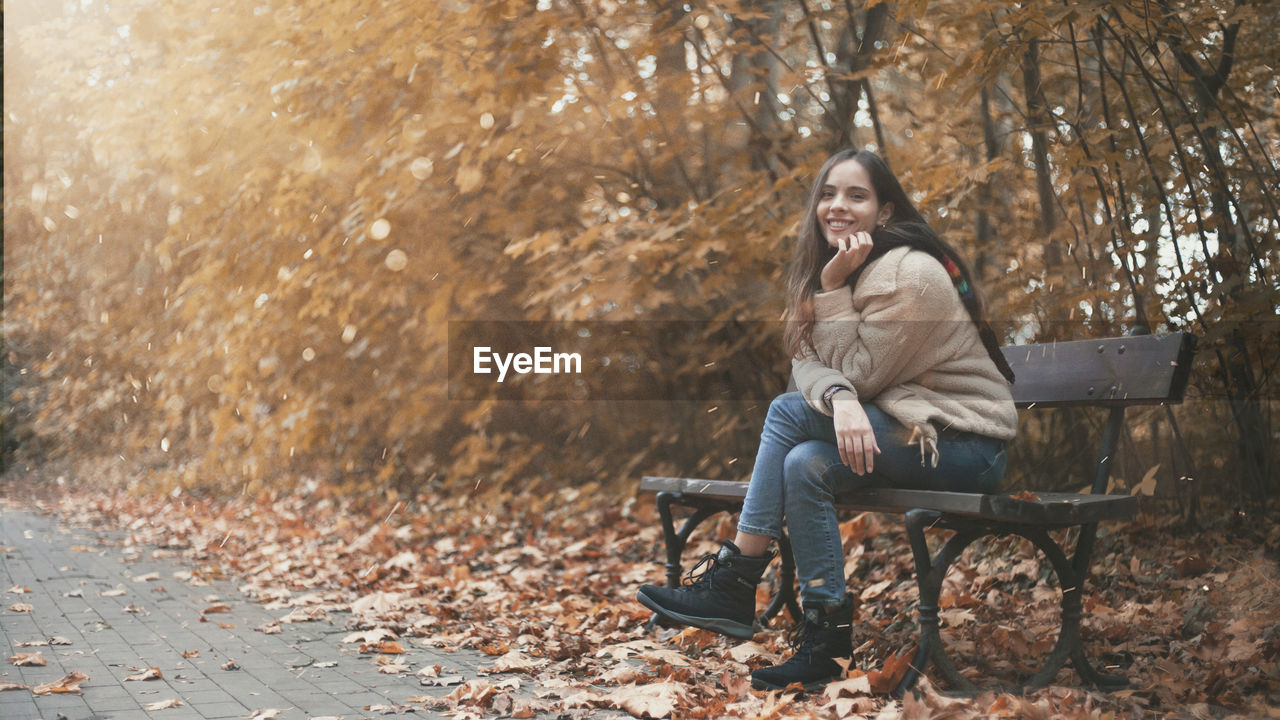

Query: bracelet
left=822, top=384, right=852, bottom=409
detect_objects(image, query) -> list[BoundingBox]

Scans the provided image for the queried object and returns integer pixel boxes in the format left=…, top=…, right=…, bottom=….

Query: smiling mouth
left=826, top=219, right=853, bottom=232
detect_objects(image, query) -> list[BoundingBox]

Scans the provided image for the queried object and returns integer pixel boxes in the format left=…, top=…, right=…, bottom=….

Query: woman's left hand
left=831, top=393, right=880, bottom=475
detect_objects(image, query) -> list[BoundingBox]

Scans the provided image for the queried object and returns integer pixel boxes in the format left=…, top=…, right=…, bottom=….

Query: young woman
left=637, top=149, right=1018, bottom=691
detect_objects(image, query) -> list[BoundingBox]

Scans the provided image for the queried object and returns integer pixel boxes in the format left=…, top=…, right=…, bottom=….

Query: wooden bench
left=639, top=331, right=1196, bottom=694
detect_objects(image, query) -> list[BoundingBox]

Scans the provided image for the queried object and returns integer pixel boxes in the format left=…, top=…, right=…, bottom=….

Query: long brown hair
left=783, top=150, right=1014, bottom=383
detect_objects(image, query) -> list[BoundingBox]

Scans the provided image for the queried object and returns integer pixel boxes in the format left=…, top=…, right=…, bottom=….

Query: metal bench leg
left=1067, top=523, right=1129, bottom=690
left=655, top=492, right=720, bottom=590
left=648, top=492, right=726, bottom=631
left=898, top=510, right=983, bottom=696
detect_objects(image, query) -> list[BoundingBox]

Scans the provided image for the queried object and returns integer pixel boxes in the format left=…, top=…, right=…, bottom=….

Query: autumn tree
left=4, top=0, right=1276, bottom=519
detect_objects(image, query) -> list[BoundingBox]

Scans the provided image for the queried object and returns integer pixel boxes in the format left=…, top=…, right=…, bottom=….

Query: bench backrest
left=1001, top=332, right=1196, bottom=408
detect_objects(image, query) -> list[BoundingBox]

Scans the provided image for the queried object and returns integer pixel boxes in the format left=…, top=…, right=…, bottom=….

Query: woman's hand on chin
left=820, top=231, right=874, bottom=291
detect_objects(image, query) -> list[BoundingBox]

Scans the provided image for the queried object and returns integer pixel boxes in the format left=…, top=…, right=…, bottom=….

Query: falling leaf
left=9, top=652, right=46, bottom=666
left=125, top=667, right=163, bottom=681
left=144, top=699, right=183, bottom=710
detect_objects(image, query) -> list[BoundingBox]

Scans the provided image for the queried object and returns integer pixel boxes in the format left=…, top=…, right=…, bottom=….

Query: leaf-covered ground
left=6, top=478, right=1279, bottom=720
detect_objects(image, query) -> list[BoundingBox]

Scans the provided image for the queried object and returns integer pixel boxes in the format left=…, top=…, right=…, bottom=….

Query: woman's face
left=816, top=158, right=894, bottom=248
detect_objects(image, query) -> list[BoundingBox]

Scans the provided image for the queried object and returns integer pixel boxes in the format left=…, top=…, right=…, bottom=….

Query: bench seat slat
left=640, top=476, right=1137, bottom=525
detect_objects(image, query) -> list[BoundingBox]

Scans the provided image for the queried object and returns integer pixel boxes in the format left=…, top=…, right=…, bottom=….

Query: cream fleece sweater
left=792, top=246, right=1018, bottom=466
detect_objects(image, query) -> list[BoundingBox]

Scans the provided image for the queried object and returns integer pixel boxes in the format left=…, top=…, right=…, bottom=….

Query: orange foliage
left=2, top=0, right=1276, bottom=506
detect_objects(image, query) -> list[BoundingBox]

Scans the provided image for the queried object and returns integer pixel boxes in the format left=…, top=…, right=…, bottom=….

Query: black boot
left=636, top=541, right=774, bottom=640
left=751, top=594, right=854, bottom=691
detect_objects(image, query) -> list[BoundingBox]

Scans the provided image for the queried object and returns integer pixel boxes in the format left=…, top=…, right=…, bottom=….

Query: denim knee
left=782, top=441, right=841, bottom=501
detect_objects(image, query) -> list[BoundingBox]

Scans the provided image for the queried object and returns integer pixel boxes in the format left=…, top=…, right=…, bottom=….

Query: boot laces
left=681, top=551, right=721, bottom=588
left=784, top=618, right=821, bottom=660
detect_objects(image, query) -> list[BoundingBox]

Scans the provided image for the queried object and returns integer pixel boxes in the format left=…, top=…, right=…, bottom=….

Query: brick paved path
left=0, top=501, right=526, bottom=719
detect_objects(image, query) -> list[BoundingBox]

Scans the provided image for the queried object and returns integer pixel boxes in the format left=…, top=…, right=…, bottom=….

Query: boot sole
left=750, top=675, right=837, bottom=693
left=636, top=590, right=755, bottom=640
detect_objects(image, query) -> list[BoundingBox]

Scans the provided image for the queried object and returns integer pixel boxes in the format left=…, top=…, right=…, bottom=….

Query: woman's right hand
left=820, top=231, right=874, bottom=292
left=831, top=393, right=880, bottom=475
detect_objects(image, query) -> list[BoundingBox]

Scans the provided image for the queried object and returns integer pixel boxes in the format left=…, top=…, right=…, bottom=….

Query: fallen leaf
left=603, top=681, right=687, bottom=718
left=125, top=667, right=163, bottom=681
left=868, top=650, right=912, bottom=694
left=133, top=572, right=161, bottom=582
left=343, top=627, right=398, bottom=644
left=32, top=671, right=89, bottom=695
left=203, top=603, right=232, bottom=613
left=1009, top=490, right=1040, bottom=501
left=823, top=673, right=871, bottom=700
left=8, top=652, right=46, bottom=666
left=182, top=649, right=199, bottom=658
left=5, top=586, right=31, bottom=594
left=1175, top=554, right=1212, bottom=577
left=249, top=710, right=282, bottom=719
left=122, top=604, right=147, bottom=614
left=221, top=659, right=240, bottom=670
left=485, top=650, right=547, bottom=674
left=727, top=641, right=779, bottom=664
left=101, top=588, right=127, bottom=597
left=0, top=682, right=29, bottom=691
left=359, top=641, right=405, bottom=655
left=144, top=699, right=183, bottom=710
left=8, top=603, right=33, bottom=613
left=351, top=590, right=407, bottom=615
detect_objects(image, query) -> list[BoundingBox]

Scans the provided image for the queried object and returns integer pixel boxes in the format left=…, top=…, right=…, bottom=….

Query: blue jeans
left=737, top=392, right=1007, bottom=607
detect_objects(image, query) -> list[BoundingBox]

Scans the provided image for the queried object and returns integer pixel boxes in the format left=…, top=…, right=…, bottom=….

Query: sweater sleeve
left=793, top=250, right=967, bottom=413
